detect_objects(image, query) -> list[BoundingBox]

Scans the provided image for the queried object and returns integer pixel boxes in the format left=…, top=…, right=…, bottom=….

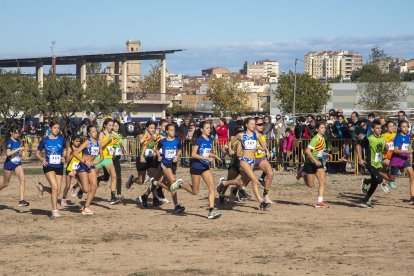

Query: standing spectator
left=188, top=113, right=196, bottom=125
left=177, top=118, right=190, bottom=140
left=282, top=128, right=294, bottom=171
left=380, top=116, right=387, bottom=134
left=228, top=114, right=242, bottom=137
left=166, top=113, right=179, bottom=129
left=350, top=112, right=360, bottom=140
left=366, top=113, right=376, bottom=136
left=262, top=115, right=274, bottom=139
left=273, top=115, right=287, bottom=139
left=216, top=118, right=229, bottom=168
left=294, top=117, right=307, bottom=139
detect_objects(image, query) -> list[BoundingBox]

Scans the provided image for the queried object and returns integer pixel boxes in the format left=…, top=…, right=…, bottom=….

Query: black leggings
left=364, top=163, right=383, bottom=202
left=113, top=155, right=122, bottom=195
left=97, top=156, right=122, bottom=195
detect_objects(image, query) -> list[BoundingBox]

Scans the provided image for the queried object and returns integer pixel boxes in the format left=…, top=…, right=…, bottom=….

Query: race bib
left=375, top=152, right=382, bottom=163
left=202, top=148, right=211, bottom=157
left=165, top=149, right=176, bottom=159
left=49, top=155, right=61, bottom=165
left=11, top=156, right=21, bottom=163
left=115, top=147, right=122, bottom=156
left=317, top=150, right=324, bottom=158
left=107, top=146, right=115, bottom=156
left=90, top=146, right=99, bottom=156
left=386, top=142, right=394, bottom=150
left=401, top=143, right=409, bottom=151
left=72, top=162, right=79, bottom=171
left=144, top=149, right=154, bottom=157
left=244, top=140, right=256, bottom=150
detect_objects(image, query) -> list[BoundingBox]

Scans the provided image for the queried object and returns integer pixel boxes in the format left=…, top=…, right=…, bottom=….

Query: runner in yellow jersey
left=95, top=118, right=119, bottom=205
left=381, top=121, right=397, bottom=190
left=61, top=135, right=82, bottom=206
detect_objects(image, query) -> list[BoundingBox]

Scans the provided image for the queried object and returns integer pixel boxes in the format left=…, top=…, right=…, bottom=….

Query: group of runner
left=0, top=116, right=413, bottom=219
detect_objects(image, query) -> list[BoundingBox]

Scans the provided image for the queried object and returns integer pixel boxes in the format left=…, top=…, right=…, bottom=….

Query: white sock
left=317, top=196, right=323, bottom=203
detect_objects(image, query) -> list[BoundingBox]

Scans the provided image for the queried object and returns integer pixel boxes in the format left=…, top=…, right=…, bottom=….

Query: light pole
left=293, top=58, right=304, bottom=115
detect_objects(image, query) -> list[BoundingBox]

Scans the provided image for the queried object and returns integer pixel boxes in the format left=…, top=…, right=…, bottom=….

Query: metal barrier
left=2, top=135, right=362, bottom=175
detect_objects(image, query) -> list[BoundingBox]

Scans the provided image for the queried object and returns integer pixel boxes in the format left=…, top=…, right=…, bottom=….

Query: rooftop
left=0, top=49, right=183, bottom=67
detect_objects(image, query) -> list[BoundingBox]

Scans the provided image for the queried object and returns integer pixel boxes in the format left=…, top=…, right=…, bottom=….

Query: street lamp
left=293, top=58, right=304, bottom=115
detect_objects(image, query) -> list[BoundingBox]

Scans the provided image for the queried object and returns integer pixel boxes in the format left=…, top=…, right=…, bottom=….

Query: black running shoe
left=152, top=197, right=161, bottom=207
left=77, top=189, right=83, bottom=200
left=138, top=194, right=148, bottom=208
left=238, top=189, right=249, bottom=200
left=260, top=201, right=271, bottom=210
left=174, top=204, right=185, bottom=214
left=18, top=200, right=29, bottom=207
left=219, top=195, right=225, bottom=205
left=156, top=186, right=165, bottom=199
left=110, top=197, right=121, bottom=205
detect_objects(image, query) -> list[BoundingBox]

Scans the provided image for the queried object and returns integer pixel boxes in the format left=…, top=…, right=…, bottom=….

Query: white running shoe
left=61, top=199, right=68, bottom=206
left=170, top=179, right=183, bottom=193
left=380, top=182, right=390, bottom=194
left=50, top=210, right=61, bottom=219
left=81, top=207, right=94, bottom=215
left=264, top=195, right=273, bottom=204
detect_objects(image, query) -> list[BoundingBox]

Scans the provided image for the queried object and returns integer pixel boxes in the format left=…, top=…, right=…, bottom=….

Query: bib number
left=115, top=147, right=122, bottom=156
left=91, top=146, right=99, bottom=156
left=244, top=140, right=256, bottom=150
left=145, top=149, right=154, bottom=157
left=72, top=162, right=79, bottom=171
left=202, top=148, right=211, bottom=157
left=317, top=150, right=323, bottom=158
left=49, top=155, right=61, bottom=165
left=11, top=156, right=21, bottom=163
left=375, top=153, right=382, bottom=163
left=386, top=142, right=394, bottom=150
left=401, top=143, right=409, bottom=151
left=165, top=149, right=176, bottom=159
left=107, top=146, right=115, bottom=156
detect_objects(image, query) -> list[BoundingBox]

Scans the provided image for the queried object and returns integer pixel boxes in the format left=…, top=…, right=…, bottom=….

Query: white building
left=241, top=60, right=279, bottom=82
left=168, top=73, right=183, bottom=89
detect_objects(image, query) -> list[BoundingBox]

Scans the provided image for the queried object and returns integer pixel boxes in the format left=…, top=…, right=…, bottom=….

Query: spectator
left=282, top=128, right=294, bottom=171
left=273, top=115, right=287, bottom=140
left=350, top=111, right=360, bottom=140
left=228, top=114, right=242, bottom=137
left=262, top=115, right=274, bottom=139
left=177, top=118, right=190, bottom=140
left=294, top=117, right=308, bottom=139
left=188, top=113, right=196, bottom=125
left=216, top=117, right=228, bottom=168
left=166, top=113, right=179, bottom=129
left=335, top=115, right=351, bottom=139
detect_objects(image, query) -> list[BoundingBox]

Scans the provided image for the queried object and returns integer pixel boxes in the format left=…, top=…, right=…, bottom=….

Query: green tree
left=0, top=70, right=40, bottom=131
left=86, top=63, right=102, bottom=75
left=137, top=63, right=166, bottom=93
left=206, top=76, right=252, bottom=116
left=85, top=75, right=124, bottom=116
left=275, top=72, right=330, bottom=113
left=357, top=47, right=406, bottom=110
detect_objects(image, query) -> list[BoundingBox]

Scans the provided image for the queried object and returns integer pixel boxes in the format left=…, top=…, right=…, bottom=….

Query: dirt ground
left=0, top=164, right=413, bottom=276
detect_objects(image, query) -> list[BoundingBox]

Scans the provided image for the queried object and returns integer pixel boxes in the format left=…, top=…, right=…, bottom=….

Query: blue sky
left=1, top=0, right=413, bottom=75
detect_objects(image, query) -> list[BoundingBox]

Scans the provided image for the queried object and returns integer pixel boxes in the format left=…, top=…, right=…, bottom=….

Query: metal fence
left=1, top=135, right=363, bottom=174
